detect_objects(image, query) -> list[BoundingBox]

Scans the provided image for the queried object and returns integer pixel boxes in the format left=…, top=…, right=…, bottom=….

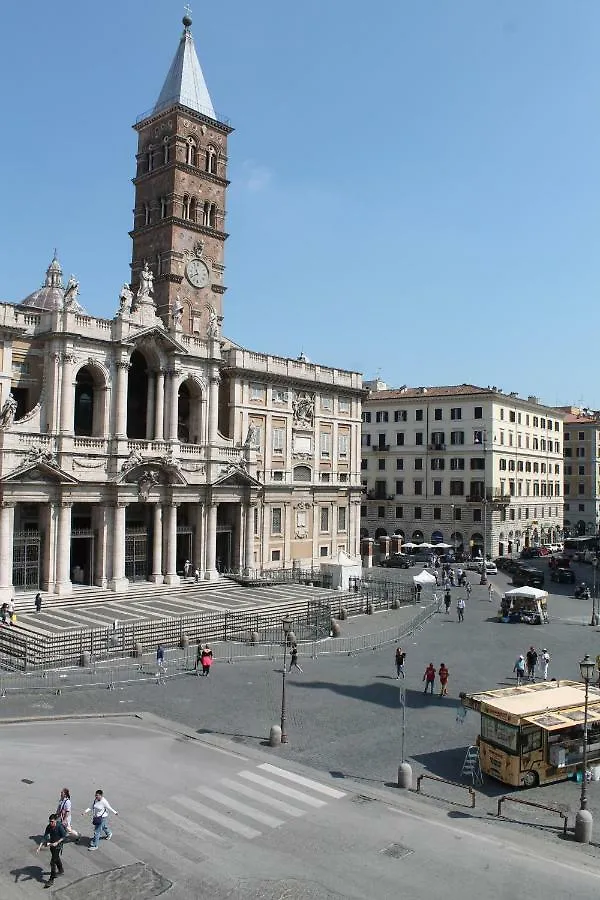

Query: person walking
left=289, top=644, right=303, bottom=673
left=156, top=644, right=167, bottom=684
left=444, top=588, right=451, bottom=614
left=194, top=642, right=203, bottom=675
left=465, top=581, right=472, bottom=599
left=526, top=646, right=538, bottom=682
left=438, top=663, right=449, bottom=697
left=541, top=648, right=550, bottom=681
left=488, top=583, right=494, bottom=603
left=56, top=787, right=79, bottom=842
left=201, top=644, right=213, bottom=676
left=83, top=789, right=118, bottom=850
left=35, top=592, right=43, bottom=613
left=395, top=646, right=406, bottom=678
left=37, top=813, right=66, bottom=888
left=184, top=559, right=191, bottom=579
left=457, top=597, right=465, bottom=622
left=194, top=567, right=200, bottom=583
left=423, top=662, right=436, bottom=695
left=514, top=654, right=526, bottom=686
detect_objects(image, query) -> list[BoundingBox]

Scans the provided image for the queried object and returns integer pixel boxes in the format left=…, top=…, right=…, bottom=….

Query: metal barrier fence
left=0, top=598, right=440, bottom=696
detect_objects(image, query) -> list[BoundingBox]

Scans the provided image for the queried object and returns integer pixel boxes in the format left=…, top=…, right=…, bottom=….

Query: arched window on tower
left=182, top=195, right=191, bottom=219
left=203, top=201, right=216, bottom=228
left=160, top=196, right=167, bottom=219
left=186, top=138, right=196, bottom=166
left=147, top=146, right=154, bottom=172
left=163, top=138, right=170, bottom=165
left=189, top=197, right=197, bottom=222
left=144, top=203, right=151, bottom=226
left=205, top=146, right=217, bottom=174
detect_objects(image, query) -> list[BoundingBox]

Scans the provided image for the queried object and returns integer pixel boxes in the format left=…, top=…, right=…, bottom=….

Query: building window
left=273, top=389, right=288, bottom=404
left=433, top=507, right=442, bottom=520
left=509, top=410, right=516, bottom=423
left=320, top=546, right=329, bottom=557
left=271, top=549, right=281, bottom=562
left=378, top=506, right=385, bottom=518
left=431, top=431, right=445, bottom=448
left=450, top=458, right=465, bottom=470
left=414, top=480, right=423, bottom=495
left=433, top=480, right=442, bottom=496
left=473, top=430, right=483, bottom=444
left=143, top=203, right=151, bottom=226
left=186, top=138, right=196, bottom=166
left=375, top=410, right=388, bottom=423
left=414, top=458, right=423, bottom=470
left=577, top=448, right=585, bottom=457
left=474, top=406, right=483, bottom=419
left=362, top=411, right=371, bottom=423
left=414, top=506, right=422, bottom=519
left=394, top=410, right=407, bottom=422
left=361, top=458, right=368, bottom=470
left=473, top=509, right=482, bottom=522
left=206, top=146, right=217, bottom=173
left=431, top=458, right=445, bottom=470
left=434, top=408, right=443, bottom=420
left=396, top=459, right=404, bottom=470
left=454, top=508, right=462, bottom=520
left=203, top=200, right=217, bottom=227
left=395, top=480, right=404, bottom=495
left=159, top=196, right=167, bottom=218
left=320, top=432, right=331, bottom=458
left=378, top=459, right=386, bottom=470
left=320, top=507, right=330, bottom=531
left=271, top=507, right=282, bottom=534
left=450, top=480, right=464, bottom=496
left=564, top=432, right=570, bottom=441
left=360, top=505, right=367, bottom=518
left=338, top=399, right=351, bottom=414
left=470, top=458, right=485, bottom=470
left=250, top=383, right=264, bottom=401
left=362, top=434, right=371, bottom=447
left=450, top=408, right=462, bottom=420
left=338, top=434, right=349, bottom=457
left=415, top=409, right=423, bottom=421
left=450, top=431, right=464, bottom=445
left=415, top=432, right=424, bottom=445
left=579, top=484, right=585, bottom=495
left=395, top=506, right=403, bottom=518
left=579, top=503, right=585, bottom=512
left=396, top=433, right=405, bottom=446
left=579, top=465, right=585, bottom=475
left=338, top=507, right=347, bottom=531
left=499, top=459, right=507, bottom=471
left=272, top=426, right=285, bottom=454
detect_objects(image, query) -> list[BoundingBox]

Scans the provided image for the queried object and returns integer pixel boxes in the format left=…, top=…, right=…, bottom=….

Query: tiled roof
left=365, top=384, right=491, bottom=401
left=563, top=414, right=599, bottom=425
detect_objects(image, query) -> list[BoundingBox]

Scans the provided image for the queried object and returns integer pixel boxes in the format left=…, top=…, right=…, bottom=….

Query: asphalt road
left=3, top=716, right=600, bottom=900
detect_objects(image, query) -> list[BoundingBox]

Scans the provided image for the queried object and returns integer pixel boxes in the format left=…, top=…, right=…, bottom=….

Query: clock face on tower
left=185, top=258, right=210, bottom=288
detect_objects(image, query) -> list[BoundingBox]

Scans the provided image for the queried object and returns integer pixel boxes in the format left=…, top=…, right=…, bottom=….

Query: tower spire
left=152, top=12, right=216, bottom=120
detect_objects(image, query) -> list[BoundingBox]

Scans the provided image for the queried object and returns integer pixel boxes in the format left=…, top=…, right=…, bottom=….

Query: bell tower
left=130, top=13, right=233, bottom=335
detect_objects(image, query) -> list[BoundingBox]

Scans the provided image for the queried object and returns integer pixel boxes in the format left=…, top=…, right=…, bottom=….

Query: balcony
left=465, top=494, right=484, bottom=503
left=465, top=490, right=512, bottom=505
left=428, top=443, right=446, bottom=452
left=366, top=491, right=388, bottom=501
left=372, top=445, right=390, bottom=452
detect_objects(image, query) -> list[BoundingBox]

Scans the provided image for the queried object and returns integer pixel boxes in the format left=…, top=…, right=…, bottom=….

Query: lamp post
left=451, top=504, right=456, bottom=558
left=280, top=616, right=292, bottom=744
left=591, top=560, right=599, bottom=627
left=575, top=654, right=596, bottom=843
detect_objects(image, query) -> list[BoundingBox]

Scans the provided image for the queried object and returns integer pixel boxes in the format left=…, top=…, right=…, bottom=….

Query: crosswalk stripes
left=257, top=763, right=347, bottom=798
left=194, top=786, right=284, bottom=828
left=235, top=770, right=328, bottom=808
left=147, top=804, right=226, bottom=842
left=173, top=794, right=262, bottom=840
left=218, top=778, right=305, bottom=817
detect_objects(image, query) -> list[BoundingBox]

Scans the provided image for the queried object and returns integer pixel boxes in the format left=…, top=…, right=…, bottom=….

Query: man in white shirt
left=541, top=649, right=550, bottom=681
left=83, top=789, right=118, bottom=850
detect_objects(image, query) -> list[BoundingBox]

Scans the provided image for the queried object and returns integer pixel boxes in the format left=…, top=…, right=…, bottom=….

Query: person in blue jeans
left=83, top=789, right=119, bottom=849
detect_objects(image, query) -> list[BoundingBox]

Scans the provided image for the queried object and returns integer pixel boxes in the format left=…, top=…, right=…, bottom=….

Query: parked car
left=480, top=561, right=498, bottom=575
left=380, top=553, right=412, bottom=569
left=521, top=547, right=549, bottom=559
left=503, top=559, right=520, bottom=575
left=551, top=567, right=576, bottom=584
left=513, top=565, right=545, bottom=588
left=549, top=555, right=571, bottom=570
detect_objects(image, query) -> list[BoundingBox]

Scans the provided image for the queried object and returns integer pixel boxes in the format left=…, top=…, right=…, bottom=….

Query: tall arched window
left=189, top=197, right=197, bottom=222
left=144, top=203, right=151, bottom=226
left=205, top=146, right=217, bottom=174
left=163, top=138, right=170, bottom=165
left=203, top=201, right=216, bottom=228
left=182, top=195, right=191, bottom=219
left=186, top=138, right=197, bottom=166
left=160, top=196, right=167, bottom=219
left=147, top=146, right=154, bottom=172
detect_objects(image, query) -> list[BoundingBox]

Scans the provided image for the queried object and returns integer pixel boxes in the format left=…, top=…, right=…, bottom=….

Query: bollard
left=575, top=808, right=593, bottom=843
left=397, top=762, right=413, bottom=789
left=269, top=725, right=282, bottom=747
left=366, top=603, right=374, bottom=615
left=79, top=651, right=91, bottom=668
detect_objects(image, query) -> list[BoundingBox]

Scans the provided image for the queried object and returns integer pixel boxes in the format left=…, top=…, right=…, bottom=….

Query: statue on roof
left=206, top=303, right=219, bottom=338
left=119, top=282, right=134, bottom=315
left=137, top=261, right=154, bottom=302
left=63, top=275, right=80, bottom=309
left=172, top=294, right=184, bottom=327
left=0, top=393, right=17, bottom=429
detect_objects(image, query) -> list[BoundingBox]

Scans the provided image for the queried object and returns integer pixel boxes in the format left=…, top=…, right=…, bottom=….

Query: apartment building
left=360, top=382, right=565, bottom=558
left=560, top=408, right=600, bottom=537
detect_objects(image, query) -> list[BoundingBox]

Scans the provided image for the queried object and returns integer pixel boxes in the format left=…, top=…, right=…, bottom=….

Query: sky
left=1, top=1, right=599, bottom=408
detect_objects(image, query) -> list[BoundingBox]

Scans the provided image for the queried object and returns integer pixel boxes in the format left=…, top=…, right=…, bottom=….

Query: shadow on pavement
left=10, top=864, right=46, bottom=884
left=293, top=679, right=401, bottom=709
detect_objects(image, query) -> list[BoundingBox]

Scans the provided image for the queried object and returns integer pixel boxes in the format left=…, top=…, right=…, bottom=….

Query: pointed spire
left=45, top=252, right=63, bottom=288
left=153, top=13, right=216, bottom=120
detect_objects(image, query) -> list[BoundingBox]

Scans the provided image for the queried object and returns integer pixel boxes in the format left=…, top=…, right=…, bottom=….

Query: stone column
left=169, top=369, right=180, bottom=442
left=154, top=369, right=165, bottom=441
left=59, top=353, right=76, bottom=434
left=114, top=360, right=130, bottom=438
left=193, top=503, right=204, bottom=575
left=41, top=502, right=57, bottom=593
left=0, top=503, right=15, bottom=602
left=145, top=372, right=155, bottom=441
left=108, top=502, right=129, bottom=592
left=92, top=504, right=109, bottom=589
left=151, top=503, right=164, bottom=584
left=361, top=537, right=374, bottom=569
left=45, top=351, right=61, bottom=432
left=379, top=535, right=390, bottom=560
left=244, top=503, right=255, bottom=575
left=164, top=502, right=180, bottom=585
left=205, top=501, right=218, bottom=580
left=208, top=367, right=220, bottom=445
left=55, top=502, right=73, bottom=595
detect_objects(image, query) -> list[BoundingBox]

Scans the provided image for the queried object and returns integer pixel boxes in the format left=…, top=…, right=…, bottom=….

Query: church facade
left=0, top=15, right=363, bottom=601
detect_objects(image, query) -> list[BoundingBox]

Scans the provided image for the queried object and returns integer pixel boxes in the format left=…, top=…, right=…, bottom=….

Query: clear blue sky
left=1, top=1, right=599, bottom=407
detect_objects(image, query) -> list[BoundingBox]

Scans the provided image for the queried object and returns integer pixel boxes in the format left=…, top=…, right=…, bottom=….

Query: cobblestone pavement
left=3, top=558, right=600, bottom=845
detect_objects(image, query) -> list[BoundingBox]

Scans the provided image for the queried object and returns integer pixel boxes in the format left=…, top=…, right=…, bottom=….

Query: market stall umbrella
left=402, top=542, right=418, bottom=550
left=433, top=542, right=452, bottom=550
left=413, top=570, right=437, bottom=586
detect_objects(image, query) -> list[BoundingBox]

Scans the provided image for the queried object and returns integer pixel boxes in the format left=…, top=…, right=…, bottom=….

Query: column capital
left=112, top=500, right=129, bottom=509
left=115, top=360, right=131, bottom=371
left=62, top=352, right=77, bottom=365
left=58, top=500, right=73, bottom=509
left=0, top=501, right=15, bottom=510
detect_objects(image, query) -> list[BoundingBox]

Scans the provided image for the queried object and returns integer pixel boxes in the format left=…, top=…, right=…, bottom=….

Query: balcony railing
left=371, top=445, right=390, bottom=452
left=428, top=443, right=446, bottom=452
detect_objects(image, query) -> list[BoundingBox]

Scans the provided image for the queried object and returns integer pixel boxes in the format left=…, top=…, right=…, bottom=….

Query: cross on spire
left=184, top=4, right=192, bottom=17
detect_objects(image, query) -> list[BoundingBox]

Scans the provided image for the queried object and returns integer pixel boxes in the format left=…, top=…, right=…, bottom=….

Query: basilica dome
left=19, top=254, right=85, bottom=313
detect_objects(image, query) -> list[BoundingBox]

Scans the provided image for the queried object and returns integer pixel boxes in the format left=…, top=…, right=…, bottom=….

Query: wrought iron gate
left=125, top=528, right=148, bottom=582
left=13, top=531, right=41, bottom=592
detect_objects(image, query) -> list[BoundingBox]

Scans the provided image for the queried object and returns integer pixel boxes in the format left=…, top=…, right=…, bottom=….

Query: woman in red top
left=423, top=663, right=436, bottom=695
left=438, top=663, right=449, bottom=696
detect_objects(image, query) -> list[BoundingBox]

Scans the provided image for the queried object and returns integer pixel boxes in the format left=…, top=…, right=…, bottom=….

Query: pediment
left=212, top=464, right=262, bottom=488
left=117, top=458, right=188, bottom=487
left=125, top=326, right=188, bottom=355
left=1, top=460, right=78, bottom=485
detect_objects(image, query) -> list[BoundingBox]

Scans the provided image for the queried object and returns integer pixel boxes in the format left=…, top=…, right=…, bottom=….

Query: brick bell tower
left=130, top=12, right=233, bottom=335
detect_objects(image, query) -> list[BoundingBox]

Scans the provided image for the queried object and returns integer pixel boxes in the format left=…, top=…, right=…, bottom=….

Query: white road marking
left=237, top=771, right=327, bottom=807
left=173, top=794, right=261, bottom=839
left=258, top=763, right=347, bottom=798
left=148, top=804, right=224, bottom=842
left=195, top=786, right=284, bottom=828
left=219, top=778, right=306, bottom=817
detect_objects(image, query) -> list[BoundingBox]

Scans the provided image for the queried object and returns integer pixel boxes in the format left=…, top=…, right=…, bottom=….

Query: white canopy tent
left=504, top=586, right=548, bottom=601
left=413, top=570, right=437, bottom=586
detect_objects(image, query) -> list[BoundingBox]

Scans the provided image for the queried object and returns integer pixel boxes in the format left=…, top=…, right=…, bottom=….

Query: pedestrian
left=444, top=592, right=451, bottom=614
left=201, top=644, right=213, bottom=676
left=289, top=644, right=303, bottom=673
left=156, top=644, right=165, bottom=666
left=184, top=559, right=191, bottom=579
left=395, top=646, right=406, bottom=678
left=423, top=662, right=436, bottom=695
left=526, top=646, right=538, bottom=682
left=56, top=787, right=79, bottom=842
left=194, top=567, right=200, bottom=583
left=35, top=592, right=43, bottom=613
left=457, top=597, right=465, bottom=622
left=37, top=813, right=66, bottom=888
left=541, top=648, right=550, bottom=681
left=194, top=642, right=203, bottom=675
left=415, top=582, right=422, bottom=601
left=438, top=663, right=449, bottom=696
left=514, top=654, right=526, bottom=686
left=156, top=644, right=167, bottom=684
left=465, top=582, right=472, bottom=599
left=488, top=583, right=494, bottom=603
left=82, top=788, right=118, bottom=850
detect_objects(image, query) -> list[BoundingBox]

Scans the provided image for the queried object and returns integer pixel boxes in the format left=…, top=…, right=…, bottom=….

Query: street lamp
left=591, top=560, right=599, bottom=627
left=575, top=654, right=596, bottom=843
left=280, top=616, right=292, bottom=744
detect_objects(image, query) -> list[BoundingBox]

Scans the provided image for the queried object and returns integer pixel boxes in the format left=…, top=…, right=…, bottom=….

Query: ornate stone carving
left=121, top=448, right=144, bottom=472
left=73, top=458, right=106, bottom=470
left=172, top=294, right=184, bottom=327
left=118, top=283, right=134, bottom=315
left=294, top=500, right=312, bottom=510
left=206, top=303, right=219, bottom=338
left=136, top=261, right=154, bottom=303
left=137, top=469, right=160, bottom=501
left=0, top=394, right=17, bottom=429
left=180, top=462, right=206, bottom=473
left=244, top=423, right=257, bottom=448
left=24, top=444, right=57, bottom=466
left=63, top=275, right=80, bottom=308
left=292, top=391, right=315, bottom=427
